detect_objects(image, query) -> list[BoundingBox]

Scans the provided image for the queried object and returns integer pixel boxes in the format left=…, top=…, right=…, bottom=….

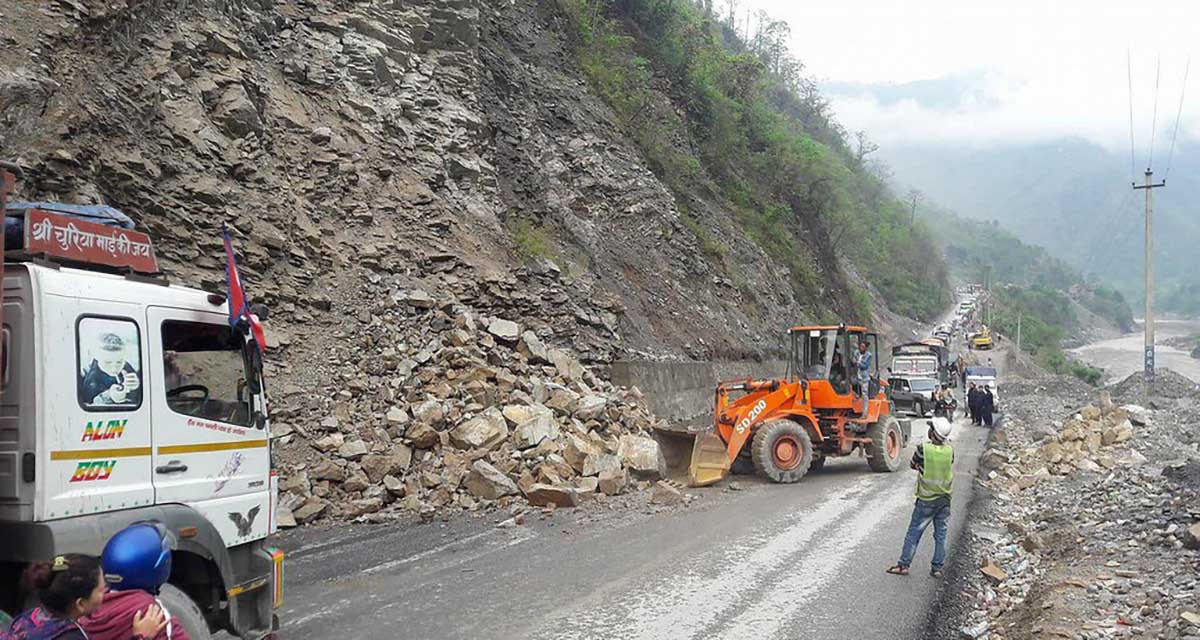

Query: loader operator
left=852, top=341, right=872, bottom=418
left=829, top=352, right=848, bottom=393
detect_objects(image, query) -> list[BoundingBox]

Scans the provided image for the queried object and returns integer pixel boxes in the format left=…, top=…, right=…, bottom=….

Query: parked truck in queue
left=0, top=194, right=282, bottom=638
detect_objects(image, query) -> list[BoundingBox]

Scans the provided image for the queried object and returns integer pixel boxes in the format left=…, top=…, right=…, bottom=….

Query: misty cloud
left=742, top=0, right=1200, bottom=153
left=824, top=65, right=1197, bottom=153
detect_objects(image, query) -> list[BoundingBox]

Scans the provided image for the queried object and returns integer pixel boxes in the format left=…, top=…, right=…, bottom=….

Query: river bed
left=1069, top=319, right=1200, bottom=384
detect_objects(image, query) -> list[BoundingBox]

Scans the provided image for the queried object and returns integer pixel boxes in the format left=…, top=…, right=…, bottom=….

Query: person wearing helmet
left=79, top=524, right=191, bottom=640
left=887, top=417, right=955, bottom=577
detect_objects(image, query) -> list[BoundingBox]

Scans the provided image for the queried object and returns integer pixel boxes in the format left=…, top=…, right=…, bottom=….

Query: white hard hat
left=931, top=417, right=953, bottom=440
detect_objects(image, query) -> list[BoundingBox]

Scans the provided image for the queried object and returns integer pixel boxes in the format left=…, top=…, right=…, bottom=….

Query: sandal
left=886, top=565, right=910, bottom=576
left=930, top=568, right=944, bottom=578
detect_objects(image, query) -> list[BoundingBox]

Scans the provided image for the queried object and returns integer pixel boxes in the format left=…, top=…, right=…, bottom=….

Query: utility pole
left=1132, top=168, right=1165, bottom=387
left=983, top=265, right=992, bottom=327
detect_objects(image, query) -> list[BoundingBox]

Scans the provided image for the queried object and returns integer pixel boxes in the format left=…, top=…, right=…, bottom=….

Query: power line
left=1128, top=50, right=1137, bottom=181
left=1164, top=56, right=1190, bottom=181
left=1081, top=189, right=1134, bottom=274
left=1148, top=55, right=1161, bottom=170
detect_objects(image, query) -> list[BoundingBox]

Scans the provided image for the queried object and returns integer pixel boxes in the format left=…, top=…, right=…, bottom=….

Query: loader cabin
left=787, top=325, right=882, bottom=406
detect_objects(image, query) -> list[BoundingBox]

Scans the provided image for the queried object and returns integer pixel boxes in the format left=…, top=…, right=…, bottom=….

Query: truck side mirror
left=244, top=339, right=263, bottom=395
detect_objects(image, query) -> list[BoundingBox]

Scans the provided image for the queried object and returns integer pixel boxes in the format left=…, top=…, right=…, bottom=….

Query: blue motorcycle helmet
left=101, top=522, right=175, bottom=593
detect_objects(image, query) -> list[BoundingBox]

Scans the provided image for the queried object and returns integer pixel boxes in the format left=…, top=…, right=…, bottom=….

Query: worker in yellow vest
left=887, top=417, right=954, bottom=577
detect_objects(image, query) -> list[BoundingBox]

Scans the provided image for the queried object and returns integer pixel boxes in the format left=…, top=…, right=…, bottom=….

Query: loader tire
left=751, top=420, right=813, bottom=483
left=866, top=416, right=904, bottom=473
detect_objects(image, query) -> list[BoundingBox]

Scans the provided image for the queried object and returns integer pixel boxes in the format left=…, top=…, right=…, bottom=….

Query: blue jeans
left=898, top=499, right=950, bottom=569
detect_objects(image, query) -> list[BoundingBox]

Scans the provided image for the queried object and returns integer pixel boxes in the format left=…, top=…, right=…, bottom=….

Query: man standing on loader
left=887, top=417, right=954, bottom=577
left=853, top=340, right=872, bottom=418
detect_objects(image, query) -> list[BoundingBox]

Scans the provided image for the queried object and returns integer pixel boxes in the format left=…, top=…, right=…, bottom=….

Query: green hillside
left=919, top=202, right=1130, bottom=383
left=559, top=0, right=949, bottom=321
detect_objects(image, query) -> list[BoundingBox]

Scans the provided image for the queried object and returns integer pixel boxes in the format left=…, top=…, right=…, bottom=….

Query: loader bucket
left=652, top=426, right=731, bottom=487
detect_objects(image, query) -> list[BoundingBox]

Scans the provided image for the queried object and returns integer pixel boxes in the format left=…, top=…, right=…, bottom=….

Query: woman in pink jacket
left=80, top=524, right=190, bottom=640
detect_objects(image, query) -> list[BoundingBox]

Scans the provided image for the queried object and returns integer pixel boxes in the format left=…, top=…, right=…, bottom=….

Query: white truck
left=0, top=198, right=282, bottom=638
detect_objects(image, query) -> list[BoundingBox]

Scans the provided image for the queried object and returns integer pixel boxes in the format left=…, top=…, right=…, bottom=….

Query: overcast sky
left=741, top=0, right=1200, bottom=153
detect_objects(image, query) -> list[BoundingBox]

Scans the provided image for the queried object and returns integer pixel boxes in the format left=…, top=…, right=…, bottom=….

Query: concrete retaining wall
left=611, top=359, right=789, bottom=424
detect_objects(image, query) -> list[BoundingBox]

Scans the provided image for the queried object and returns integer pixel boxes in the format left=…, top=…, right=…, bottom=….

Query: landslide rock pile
left=959, top=371, right=1200, bottom=640
left=273, top=287, right=668, bottom=525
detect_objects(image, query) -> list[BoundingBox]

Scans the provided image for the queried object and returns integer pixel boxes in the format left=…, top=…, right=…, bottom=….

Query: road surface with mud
left=270, top=416, right=988, bottom=640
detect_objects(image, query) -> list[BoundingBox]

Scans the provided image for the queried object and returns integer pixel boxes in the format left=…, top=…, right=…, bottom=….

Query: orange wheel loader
left=657, top=325, right=910, bottom=486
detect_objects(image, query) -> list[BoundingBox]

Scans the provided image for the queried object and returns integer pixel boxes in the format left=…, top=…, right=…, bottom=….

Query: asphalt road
left=270, top=417, right=989, bottom=640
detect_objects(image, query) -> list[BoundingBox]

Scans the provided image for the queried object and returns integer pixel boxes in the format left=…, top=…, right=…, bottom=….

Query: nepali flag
left=223, top=228, right=267, bottom=354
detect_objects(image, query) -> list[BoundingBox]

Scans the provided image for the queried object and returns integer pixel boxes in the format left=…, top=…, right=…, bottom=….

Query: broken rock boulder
left=502, top=403, right=553, bottom=426
left=450, top=407, right=508, bottom=451
left=513, top=414, right=559, bottom=450
left=618, top=434, right=665, bottom=479
left=464, top=460, right=520, bottom=500
left=573, top=395, right=608, bottom=421
left=487, top=318, right=521, bottom=342
left=582, top=453, right=621, bottom=477
left=651, top=480, right=685, bottom=505
left=524, top=483, right=581, bottom=508
left=517, top=330, right=550, bottom=364
left=406, top=421, right=441, bottom=449
left=598, top=468, right=628, bottom=496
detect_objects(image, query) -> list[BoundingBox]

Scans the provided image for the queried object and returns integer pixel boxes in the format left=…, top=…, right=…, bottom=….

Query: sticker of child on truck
left=78, top=317, right=142, bottom=408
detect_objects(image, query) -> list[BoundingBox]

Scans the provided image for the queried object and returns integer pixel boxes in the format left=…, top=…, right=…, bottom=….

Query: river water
left=1070, top=319, right=1200, bottom=384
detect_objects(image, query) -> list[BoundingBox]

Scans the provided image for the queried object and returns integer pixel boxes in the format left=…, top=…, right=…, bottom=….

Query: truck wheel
left=751, top=420, right=813, bottom=483
left=158, top=583, right=211, bottom=640
left=866, top=416, right=904, bottom=472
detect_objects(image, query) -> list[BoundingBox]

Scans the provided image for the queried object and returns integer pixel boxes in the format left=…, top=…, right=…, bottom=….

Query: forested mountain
left=825, top=74, right=1200, bottom=315
left=917, top=201, right=1132, bottom=382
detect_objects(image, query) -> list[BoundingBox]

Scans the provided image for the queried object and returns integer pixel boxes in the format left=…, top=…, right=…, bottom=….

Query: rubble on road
left=273, top=302, right=675, bottom=525
left=957, top=369, right=1200, bottom=640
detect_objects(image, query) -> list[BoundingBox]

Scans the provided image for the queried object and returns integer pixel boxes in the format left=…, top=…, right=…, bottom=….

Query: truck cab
left=0, top=212, right=281, bottom=638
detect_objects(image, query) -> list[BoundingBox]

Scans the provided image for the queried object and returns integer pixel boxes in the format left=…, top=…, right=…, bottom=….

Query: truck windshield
left=162, top=320, right=252, bottom=426
left=909, top=379, right=937, bottom=392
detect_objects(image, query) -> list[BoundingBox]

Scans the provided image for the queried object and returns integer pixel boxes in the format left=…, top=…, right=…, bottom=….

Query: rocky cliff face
left=0, top=0, right=896, bottom=521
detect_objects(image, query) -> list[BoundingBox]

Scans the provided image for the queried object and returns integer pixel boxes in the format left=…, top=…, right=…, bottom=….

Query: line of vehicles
left=886, top=288, right=999, bottom=418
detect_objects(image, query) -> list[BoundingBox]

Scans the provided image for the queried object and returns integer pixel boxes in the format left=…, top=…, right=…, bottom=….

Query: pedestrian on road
left=886, top=417, right=954, bottom=578
left=981, top=385, right=995, bottom=428
left=966, top=382, right=979, bottom=425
